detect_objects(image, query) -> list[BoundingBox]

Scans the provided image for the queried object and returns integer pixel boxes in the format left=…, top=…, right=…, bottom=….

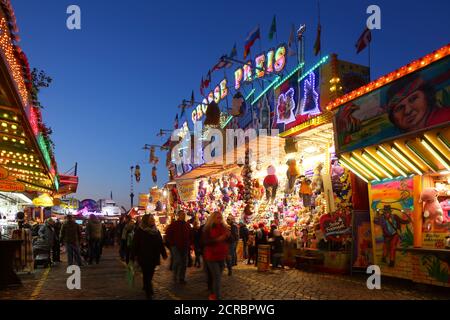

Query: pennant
left=313, top=24, right=321, bottom=56
left=230, top=43, right=237, bottom=59
left=213, top=56, right=229, bottom=71
left=174, top=113, right=179, bottom=129
left=356, top=27, right=372, bottom=54
left=204, top=70, right=211, bottom=87
left=287, top=24, right=296, bottom=57
left=244, top=26, right=260, bottom=59
left=200, top=77, right=205, bottom=97
left=268, top=15, right=277, bottom=40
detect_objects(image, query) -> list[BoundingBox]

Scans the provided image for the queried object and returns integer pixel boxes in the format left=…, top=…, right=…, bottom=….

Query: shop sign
left=334, top=56, right=450, bottom=154
left=320, top=212, right=351, bottom=241
left=33, top=193, right=54, bottom=207
left=0, top=166, right=9, bottom=179
left=192, top=44, right=287, bottom=124
left=0, top=179, right=26, bottom=192
left=176, top=179, right=198, bottom=202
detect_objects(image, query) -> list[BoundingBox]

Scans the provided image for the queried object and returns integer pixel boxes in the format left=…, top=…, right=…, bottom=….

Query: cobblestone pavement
left=1, top=247, right=449, bottom=300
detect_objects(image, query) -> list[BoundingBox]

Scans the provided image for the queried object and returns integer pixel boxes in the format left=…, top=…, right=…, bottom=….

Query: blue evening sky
left=11, top=0, right=450, bottom=208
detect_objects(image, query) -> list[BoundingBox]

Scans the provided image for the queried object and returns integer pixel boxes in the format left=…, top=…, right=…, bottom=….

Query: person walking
left=38, top=218, right=56, bottom=263
left=53, top=219, right=62, bottom=262
left=193, top=220, right=202, bottom=268
left=118, top=215, right=127, bottom=260
left=239, top=222, right=249, bottom=261
left=86, top=214, right=103, bottom=264
left=131, top=214, right=167, bottom=300
left=226, top=215, right=239, bottom=276
left=60, top=215, right=82, bottom=266
left=202, top=211, right=230, bottom=300
left=270, top=230, right=285, bottom=269
left=254, top=222, right=268, bottom=266
left=165, top=211, right=192, bottom=284
left=121, top=216, right=135, bottom=264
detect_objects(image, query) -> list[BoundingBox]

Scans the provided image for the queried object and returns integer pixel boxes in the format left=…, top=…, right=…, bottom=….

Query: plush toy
left=198, top=180, right=207, bottom=201
left=420, top=187, right=445, bottom=231
left=311, top=163, right=324, bottom=194
left=263, top=165, right=278, bottom=203
left=221, top=180, right=230, bottom=203
left=286, top=159, right=301, bottom=194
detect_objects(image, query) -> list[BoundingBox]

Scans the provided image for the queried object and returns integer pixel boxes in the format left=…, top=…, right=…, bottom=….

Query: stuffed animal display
left=311, top=162, right=324, bottom=194
left=420, top=187, right=445, bottom=231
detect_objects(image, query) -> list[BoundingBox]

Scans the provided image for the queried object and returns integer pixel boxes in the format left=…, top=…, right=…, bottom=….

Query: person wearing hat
left=386, top=73, right=450, bottom=133
left=378, top=205, right=410, bottom=267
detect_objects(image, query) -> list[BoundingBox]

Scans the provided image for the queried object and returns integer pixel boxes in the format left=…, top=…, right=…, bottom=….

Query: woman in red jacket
left=202, top=211, right=231, bottom=300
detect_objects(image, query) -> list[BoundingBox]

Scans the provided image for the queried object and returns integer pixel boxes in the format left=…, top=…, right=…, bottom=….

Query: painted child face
left=391, top=90, right=428, bottom=131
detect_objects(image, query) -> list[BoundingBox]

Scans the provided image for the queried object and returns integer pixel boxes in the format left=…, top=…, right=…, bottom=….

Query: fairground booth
left=165, top=29, right=378, bottom=273
left=329, top=44, right=450, bottom=287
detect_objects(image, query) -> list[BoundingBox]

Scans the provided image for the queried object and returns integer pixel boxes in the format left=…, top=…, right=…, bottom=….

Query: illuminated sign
left=37, top=134, right=52, bottom=170
left=276, top=87, right=296, bottom=124
left=235, top=45, right=287, bottom=90
left=0, top=179, right=25, bottom=192
left=33, top=193, right=54, bottom=207
left=299, top=71, right=321, bottom=116
left=193, top=44, right=287, bottom=124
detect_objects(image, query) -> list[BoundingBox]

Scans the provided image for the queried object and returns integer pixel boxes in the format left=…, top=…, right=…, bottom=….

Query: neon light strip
left=405, top=141, right=438, bottom=172
left=437, top=133, right=450, bottom=153
left=376, top=149, right=408, bottom=177
left=378, top=145, right=410, bottom=173
left=251, top=76, right=281, bottom=105
left=297, top=56, right=329, bottom=83
left=345, top=155, right=380, bottom=181
left=352, top=152, right=384, bottom=177
left=221, top=116, right=233, bottom=129
left=245, top=89, right=256, bottom=101
left=391, top=146, right=423, bottom=175
left=273, top=62, right=305, bottom=90
left=361, top=152, right=393, bottom=179
left=339, top=159, right=368, bottom=183
left=421, top=138, right=450, bottom=171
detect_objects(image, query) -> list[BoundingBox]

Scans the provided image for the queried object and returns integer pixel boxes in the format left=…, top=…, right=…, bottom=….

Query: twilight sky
left=11, top=0, right=450, bottom=209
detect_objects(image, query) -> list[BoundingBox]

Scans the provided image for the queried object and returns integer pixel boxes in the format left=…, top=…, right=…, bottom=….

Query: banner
left=0, top=179, right=26, bottom=192
left=369, top=177, right=414, bottom=267
left=176, top=179, right=198, bottom=202
left=335, top=56, right=450, bottom=154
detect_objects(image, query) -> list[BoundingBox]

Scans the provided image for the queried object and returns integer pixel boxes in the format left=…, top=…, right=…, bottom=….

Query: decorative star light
left=300, top=71, right=321, bottom=116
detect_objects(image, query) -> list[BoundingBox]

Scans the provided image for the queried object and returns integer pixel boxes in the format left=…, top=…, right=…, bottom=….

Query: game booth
left=330, top=44, right=450, bottom=287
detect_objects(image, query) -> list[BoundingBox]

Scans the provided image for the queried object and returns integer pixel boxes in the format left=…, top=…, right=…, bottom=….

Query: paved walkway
left=1, top=246, right=449, bottom=300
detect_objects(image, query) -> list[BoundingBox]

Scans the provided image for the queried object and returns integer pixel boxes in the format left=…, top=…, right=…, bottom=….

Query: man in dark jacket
left=131, top=214, right=167, bottom=299
left=86, top=214, right=103, bottom=264
left=39, top=218, right=56, bottom=262
left=165, top=211, right=192, bottom=284
left=226, top=215, right=239, bottom=275
left=53, top=219, right=62, bottom=262
left=60, top=215, right=82, bottom=266
left=239, top=222, right=249, bottom=260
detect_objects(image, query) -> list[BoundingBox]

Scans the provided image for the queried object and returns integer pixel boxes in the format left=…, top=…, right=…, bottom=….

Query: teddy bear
left=286, top=159, right=301, bottom=195
left=420, top=187, right=445, bottom=231
left=263, top=165, right=278, bottom=203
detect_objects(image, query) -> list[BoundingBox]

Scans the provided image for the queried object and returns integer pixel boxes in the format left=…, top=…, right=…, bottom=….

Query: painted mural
left=370, top=177, right=414, bottom=267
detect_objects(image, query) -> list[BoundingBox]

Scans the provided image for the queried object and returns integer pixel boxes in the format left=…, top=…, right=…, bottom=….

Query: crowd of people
left=122, top=209, right=285, bottom=300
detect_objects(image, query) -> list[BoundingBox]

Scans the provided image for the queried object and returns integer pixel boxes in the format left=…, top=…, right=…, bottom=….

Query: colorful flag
left=200, top=76, right=204, bottom=97
left=174, top=113, right=179, bottom=129
left=191, top=90, right=195, bottom=105
left=230, top=43, right=237, bottom=58
left=356, top=27, right=372, bottom=54
left=287, top=24, right=296, bottom=57
left=313, top=24, right=321, bottom=56
left=212, top=56, right=228, bottom=71
left=244, top=26, right=260, bottom=59
left=204, top=70, right=211, bottom=87
left=268, top=15, right=277, bottom=40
